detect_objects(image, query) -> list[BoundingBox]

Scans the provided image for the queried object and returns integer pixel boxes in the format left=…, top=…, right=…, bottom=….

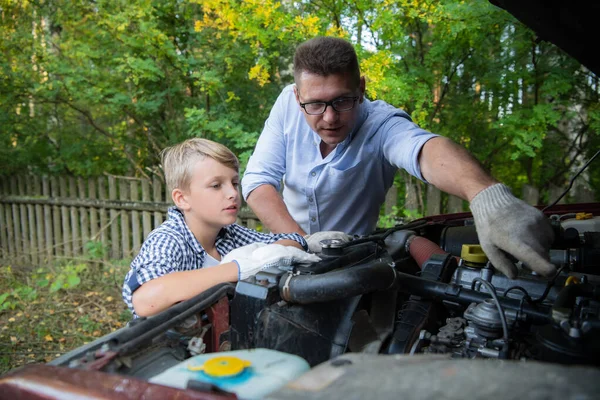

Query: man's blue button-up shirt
left=242, top=84, right=438, bottom=236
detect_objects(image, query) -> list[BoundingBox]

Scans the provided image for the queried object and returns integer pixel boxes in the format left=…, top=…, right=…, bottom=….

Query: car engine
left=227, top=207, right=600, bottom=367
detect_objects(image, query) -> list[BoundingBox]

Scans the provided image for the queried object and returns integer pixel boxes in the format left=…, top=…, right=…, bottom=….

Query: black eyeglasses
left=299, top=96, right=359, bottom=115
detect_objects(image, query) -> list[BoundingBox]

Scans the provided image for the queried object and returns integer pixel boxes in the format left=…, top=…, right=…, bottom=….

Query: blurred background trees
left=1, top=0, right=598, bottom=206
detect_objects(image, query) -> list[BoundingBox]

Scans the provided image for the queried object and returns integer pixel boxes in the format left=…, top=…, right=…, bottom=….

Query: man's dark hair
left=293, top=37, right=360, bottom=88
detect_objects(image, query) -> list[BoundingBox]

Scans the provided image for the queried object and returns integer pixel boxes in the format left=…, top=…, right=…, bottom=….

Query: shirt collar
left=167, top=207, right=206, bottom=255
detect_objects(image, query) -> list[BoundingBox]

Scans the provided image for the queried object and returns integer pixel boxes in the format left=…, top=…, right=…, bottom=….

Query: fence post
left=0, top=177, right=9, bottom=261
left=119, top=179, right=130, bottom=258
left=5, top=190, right=15, bottom=261
left=49, top=177, right=61, bottom=261
left=153, top=175, right=164, bottom=226
left=59, top=176, right=71, bottom=258
left=10, top=176, right=22, bottom=264
left=25, top=176, right=38, bottom=265
left=69, top=177, right=80, bottom=257
left=17, top=176, right=31, bottom=265
left=141, top=178, right=152, bottom=240
left=78, top=178, right=89, bottom=256
left=108, top=176, right=120, bottom=259
left=34, top=175, right=45, bottom=265
left=130, top=180, right=141, bottom=256
left=97, top=176, right=109, bottom=260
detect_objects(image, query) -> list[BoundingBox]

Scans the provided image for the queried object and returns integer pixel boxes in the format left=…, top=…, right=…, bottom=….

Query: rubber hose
left=280, top=260, right=396, bottom=304
left=408, top=236, right=448, bottom=268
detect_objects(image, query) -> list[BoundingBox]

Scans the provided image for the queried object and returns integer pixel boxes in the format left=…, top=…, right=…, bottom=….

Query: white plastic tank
left=561, top=214, right=600, bottom=234
left=149, top=348, right=310, bottom=399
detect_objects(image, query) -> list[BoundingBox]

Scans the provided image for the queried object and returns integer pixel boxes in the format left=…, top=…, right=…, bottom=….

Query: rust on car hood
left=0, top=364, right=237, bottom=400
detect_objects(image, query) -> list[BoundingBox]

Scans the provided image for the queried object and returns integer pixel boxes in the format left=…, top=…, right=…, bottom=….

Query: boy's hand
left=221, top=242, right=266, bottom=263
left=252, top=244, right=321, bottom=268
left=221, top=243, right=321, bottom=280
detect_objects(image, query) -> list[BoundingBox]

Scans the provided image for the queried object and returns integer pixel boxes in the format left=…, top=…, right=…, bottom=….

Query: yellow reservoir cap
left=565, top=276, right=580, bottom=286
left=576, top=213, right=593, bottom=220
left=188, top=356, right=252, bottom=377
left=461, top=244, right=488, bottom=265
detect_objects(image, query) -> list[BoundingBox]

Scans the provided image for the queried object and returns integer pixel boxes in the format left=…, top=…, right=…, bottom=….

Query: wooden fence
left=0, top=174, right=259, bottom=267
left=2, top=171, right=570, bottom=267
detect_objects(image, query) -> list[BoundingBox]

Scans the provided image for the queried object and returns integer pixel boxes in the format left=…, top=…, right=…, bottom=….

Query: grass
left=0, top=258, right=132, bottom=374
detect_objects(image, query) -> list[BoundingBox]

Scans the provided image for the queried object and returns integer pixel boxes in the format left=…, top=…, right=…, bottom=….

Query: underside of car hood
left=490, top=0, right=599, bottom=76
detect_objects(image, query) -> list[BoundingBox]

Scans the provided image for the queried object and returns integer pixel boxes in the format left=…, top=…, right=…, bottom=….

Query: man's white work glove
left=304, top=231, right=351, bottom=253
left=469, top=183, right=555, bottom=279
left=221, top=243, right=321, bottom=280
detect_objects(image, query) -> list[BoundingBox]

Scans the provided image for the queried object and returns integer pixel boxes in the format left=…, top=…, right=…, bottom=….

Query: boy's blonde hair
left=161, top=138, right=239, bottom=192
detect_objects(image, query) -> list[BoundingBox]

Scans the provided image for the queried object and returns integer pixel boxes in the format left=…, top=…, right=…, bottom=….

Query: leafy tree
left=0, top=0, right=597, bottom=202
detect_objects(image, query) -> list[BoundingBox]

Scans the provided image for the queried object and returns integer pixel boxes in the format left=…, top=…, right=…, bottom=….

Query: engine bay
left=229, top=207, right=600, bottom=368
left=3, top=205, right=600, bottom=398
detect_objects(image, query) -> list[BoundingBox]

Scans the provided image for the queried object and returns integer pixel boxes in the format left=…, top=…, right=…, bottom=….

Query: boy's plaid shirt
left=122, top=206, right=306, bottom=316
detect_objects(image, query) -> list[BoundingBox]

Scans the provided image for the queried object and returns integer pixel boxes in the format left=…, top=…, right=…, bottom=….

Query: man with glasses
left=241, top=36, right=555, bottom=279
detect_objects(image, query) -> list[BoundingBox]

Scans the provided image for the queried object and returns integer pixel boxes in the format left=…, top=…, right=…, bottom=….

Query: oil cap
left=461, top=244, right=488, bottom=267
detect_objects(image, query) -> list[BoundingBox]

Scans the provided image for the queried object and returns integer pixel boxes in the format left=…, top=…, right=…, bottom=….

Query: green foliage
left=0, top=0, right=597, bottom=201
left=0, top=261, right=131, bottom=373
left=378, top=206, right=402, bottom=229
left=85, top=240, right=109, bottom=260
left=48, top=263, right=86, bottom=293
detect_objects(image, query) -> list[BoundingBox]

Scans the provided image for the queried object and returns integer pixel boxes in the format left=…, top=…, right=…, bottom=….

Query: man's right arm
left=246, top=184, right=306, bottom=236
left=242, top=85, right=305, bottom=235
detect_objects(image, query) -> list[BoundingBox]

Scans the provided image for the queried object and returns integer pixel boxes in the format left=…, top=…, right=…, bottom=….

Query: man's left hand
left=304, top=231, right=352, bottom=253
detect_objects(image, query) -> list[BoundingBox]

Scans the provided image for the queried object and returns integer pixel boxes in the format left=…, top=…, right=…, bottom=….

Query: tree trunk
left=447, top=195, right=464, bottom=214
left=404, top=172, right=419, bottom=216
left=385, top=182, right=398, bottom=215
left=522, top=184, right=540, bottom=206
left=426, top=185, right=441, bottom=216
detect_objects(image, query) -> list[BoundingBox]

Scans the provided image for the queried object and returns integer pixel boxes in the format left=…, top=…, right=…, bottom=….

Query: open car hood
left=489, top=0, right=599, bottom=76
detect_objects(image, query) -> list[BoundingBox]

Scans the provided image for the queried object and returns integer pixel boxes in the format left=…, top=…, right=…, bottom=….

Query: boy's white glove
left=469, top=183, right=555, bottom=279
left=222, top=243, right=321, bottom=280
left=304, top=231, right=351, bottom=253
left=221, top=242, right=266, bottom=263
left=252, top=244, right=321, bottom=268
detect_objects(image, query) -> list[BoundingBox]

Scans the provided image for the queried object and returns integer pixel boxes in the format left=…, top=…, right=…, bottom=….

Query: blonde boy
left=122, top=138, right=310, bottom=317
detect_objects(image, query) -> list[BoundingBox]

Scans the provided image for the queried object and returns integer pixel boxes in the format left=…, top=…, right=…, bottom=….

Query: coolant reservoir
left=561, top=214, right=600, bottom=234
left=149, top=348, right=310, bottom=399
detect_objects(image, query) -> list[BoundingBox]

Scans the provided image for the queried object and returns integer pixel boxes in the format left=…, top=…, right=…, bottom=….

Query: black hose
left=531, top=266, right=566, bottom=304
left=349, top=221, right=430, bottom=247
left=116, top=283, right=235, bottom=355
left=280, top=260, right=396, bottom=304
left=503, top=286, right=534, bottom=304
left=392, top=271, right=551, bottom=323
left=296, top=242, right=379, bottom=275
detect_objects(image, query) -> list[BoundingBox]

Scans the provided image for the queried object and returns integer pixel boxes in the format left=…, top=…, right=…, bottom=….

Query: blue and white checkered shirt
left=122, top=206, right=306, bottom=315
